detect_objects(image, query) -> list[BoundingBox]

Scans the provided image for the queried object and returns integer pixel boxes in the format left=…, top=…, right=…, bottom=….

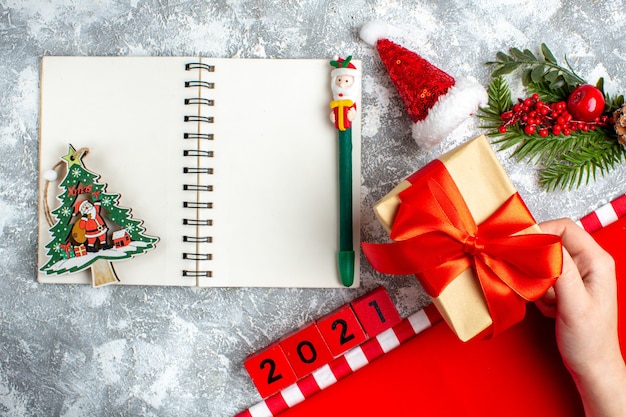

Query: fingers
left=535, top=286, right=556, bottom=317
left=538, top=219, right=591, bottom=316
left=540, top=218, right=612, bottom=279
left=553, top=245, right=590, bottom=318
left=535, top=295, right=557, bottom=318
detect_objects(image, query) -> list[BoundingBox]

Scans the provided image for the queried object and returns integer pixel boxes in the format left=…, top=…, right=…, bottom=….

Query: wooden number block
left=316, top=304, right=367, bottom=356
left=351, top=286, right=402, bottom=337
left=279, top=323, right=334, bottom=378
left=244, top=342, right=297, bottom=398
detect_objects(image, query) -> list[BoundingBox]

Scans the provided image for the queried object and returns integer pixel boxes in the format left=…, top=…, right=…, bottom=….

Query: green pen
left=337, top=127, right=354, bottom=286
left=329, top=56, right=360, bottom=287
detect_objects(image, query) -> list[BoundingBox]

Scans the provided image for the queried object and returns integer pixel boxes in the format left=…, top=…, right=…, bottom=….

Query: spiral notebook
left=37, top=56, right=361, bottom=287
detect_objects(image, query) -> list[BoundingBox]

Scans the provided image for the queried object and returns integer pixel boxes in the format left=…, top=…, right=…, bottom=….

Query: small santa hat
left=360, top=21, right=487, bottom=149
left=330, top=56, right=360, bottom=78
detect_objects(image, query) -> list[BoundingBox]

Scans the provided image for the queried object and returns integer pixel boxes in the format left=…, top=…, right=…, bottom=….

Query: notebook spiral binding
left=182, top=61, right=215, bottom=278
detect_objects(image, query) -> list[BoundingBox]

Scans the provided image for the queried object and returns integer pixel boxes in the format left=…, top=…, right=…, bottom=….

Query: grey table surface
left=2, top=1, right=626, bottom=416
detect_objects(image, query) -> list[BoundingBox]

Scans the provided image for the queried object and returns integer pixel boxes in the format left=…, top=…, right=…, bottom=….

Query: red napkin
left=280, top=216, right=626, bottom=417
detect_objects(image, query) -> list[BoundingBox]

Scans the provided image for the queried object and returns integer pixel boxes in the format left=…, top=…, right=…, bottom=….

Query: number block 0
left=279, top=323, right=334, bottom=378
left=244, top=342, right=297, bottom=398
left=316, top=303, right=367, bottom=357
left=351, top=286, right=402, bottom=337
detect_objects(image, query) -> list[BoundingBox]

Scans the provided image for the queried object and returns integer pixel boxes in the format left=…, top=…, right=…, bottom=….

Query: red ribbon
left=362, top=160, right=563, bottom=337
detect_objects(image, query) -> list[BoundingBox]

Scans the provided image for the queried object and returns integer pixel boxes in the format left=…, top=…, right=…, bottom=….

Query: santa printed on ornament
left=72, top=199, right=112, bottom=253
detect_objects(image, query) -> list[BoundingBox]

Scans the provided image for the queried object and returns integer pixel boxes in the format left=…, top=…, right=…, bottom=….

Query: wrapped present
left=362, top=135, right=563, bottom=341
left=60, top=242, right=75, bottom=259
left=74, top=244, right=87, bottom=257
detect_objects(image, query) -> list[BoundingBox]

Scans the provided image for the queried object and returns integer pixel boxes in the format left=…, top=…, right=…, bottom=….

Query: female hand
left=537, top=218, right=626, bottom=417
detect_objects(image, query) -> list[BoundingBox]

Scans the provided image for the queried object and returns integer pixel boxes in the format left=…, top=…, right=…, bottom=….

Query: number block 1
left=351, top=286, right=402, bottom=337
left=244, top=342, right=297, bottom=398
left=316, top=304, right=367, bottom=357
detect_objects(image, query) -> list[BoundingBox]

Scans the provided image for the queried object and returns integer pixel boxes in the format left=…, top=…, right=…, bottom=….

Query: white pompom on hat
left=360, top=21, right=487, bottom=149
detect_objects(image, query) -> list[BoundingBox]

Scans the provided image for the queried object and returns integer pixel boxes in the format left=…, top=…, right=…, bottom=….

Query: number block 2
left=316, top=304, right=367, bottom=357
left=351, top=286, right=402, bottom=337
left=244, top=342, right=297, bottom=398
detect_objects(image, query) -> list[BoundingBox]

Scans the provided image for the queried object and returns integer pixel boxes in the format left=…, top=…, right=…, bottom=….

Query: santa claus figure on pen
left=74, top=199, right=111, bottom=252
left=329, top=56, right=360, bottom=131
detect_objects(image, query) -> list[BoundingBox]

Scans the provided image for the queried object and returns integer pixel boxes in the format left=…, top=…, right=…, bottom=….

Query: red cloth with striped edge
left=234, top=305, right=441, bottom=417
left=273, top=217, right=626, bottom=417
left=577, top=193, right=626, bottom=232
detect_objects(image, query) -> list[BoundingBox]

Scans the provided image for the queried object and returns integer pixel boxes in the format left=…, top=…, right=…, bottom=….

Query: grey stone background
left=2, top=1, right=625, bottom=416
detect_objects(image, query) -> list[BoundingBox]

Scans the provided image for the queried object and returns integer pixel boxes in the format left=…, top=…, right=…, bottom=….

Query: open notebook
left=38, top=56, right=361, bottom=287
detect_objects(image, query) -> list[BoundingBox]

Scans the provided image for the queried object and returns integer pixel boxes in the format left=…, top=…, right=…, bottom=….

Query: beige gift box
left=373, top=135, right=542, bottom=341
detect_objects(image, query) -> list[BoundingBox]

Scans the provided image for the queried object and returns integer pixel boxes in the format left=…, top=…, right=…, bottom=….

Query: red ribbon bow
left=362, top=160, right=563, bottom=337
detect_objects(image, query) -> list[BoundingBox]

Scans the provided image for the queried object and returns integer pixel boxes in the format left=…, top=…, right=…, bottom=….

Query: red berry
left=553, top=125, right=562, bottom=135
left=567, top=84, right=605, bottom=122
left=524, top=125, right=536, bottom=135
left=499, top=125, right=507, bottom=134
left=563, top=128, right=571, bottom=136
left=539, top=128, right=549, bottom=137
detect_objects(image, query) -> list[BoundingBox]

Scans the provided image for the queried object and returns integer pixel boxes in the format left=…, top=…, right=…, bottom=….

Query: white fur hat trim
left=411, top=77, right=488, bottom=149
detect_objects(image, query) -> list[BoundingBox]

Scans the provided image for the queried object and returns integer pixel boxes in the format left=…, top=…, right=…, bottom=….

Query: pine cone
left=614, top=104, right=626, bottom=146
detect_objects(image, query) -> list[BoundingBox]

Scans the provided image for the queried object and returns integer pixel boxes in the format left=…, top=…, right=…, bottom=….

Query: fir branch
left=505, top=129, right=612, bottom=165
left=490, top=125, right=525, bottom=149
left=486, top=76, right=512, bottom=115
left=487, top=43, right=586, bottom=88
left=525, top=80, right=570, bottom=103
left=539, top=135, right=625, bottom=190
left=478, top=72, right=626, bottom=191
left=478, top=76, right=512, bottom=125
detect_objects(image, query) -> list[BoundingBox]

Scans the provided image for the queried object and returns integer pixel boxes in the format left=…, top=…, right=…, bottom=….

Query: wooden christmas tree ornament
left=40, top=145, right=159, bottom=287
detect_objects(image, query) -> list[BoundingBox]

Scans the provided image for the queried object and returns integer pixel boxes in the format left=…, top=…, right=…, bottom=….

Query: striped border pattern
left=235, top=191, right=626, bottom=416
left=235, top=305, right=442, bottom=417
left=576, top=194, right=626, bottom=233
